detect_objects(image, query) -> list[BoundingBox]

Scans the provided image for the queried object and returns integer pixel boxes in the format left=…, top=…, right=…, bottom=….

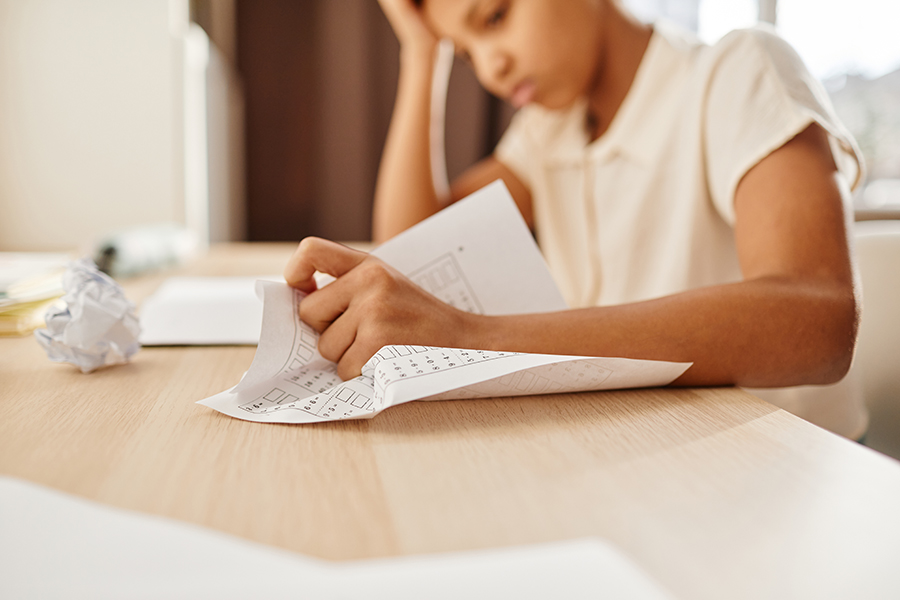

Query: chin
left=535, top=94, right=580, bottom=111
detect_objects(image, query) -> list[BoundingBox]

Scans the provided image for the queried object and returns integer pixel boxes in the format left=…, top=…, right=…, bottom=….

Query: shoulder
left=712, top=23, right=788, bottom=53
left=696, top=24, right=838, bottom=136
left=702, top=25, right=811, bottom=86
left=695, top=25, right=863, bottom=219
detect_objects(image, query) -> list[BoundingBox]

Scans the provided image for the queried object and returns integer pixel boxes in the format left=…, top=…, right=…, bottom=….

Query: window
left=623, top=0, right=763, bottom=41
left=777, top=0, right=900, bottom=210
left=625, top=0, right=900, bottom=211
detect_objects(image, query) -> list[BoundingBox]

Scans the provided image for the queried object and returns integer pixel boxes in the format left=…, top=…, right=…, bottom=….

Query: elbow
left=814, top=341, right=854, bottom=386
left=804, top=291, right=859, bottom=386
left=737, top=284, right=859, bottom=389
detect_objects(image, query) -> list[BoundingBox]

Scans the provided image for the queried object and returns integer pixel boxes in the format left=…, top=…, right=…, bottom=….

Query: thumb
left=283, top=237, right=368, bottom=293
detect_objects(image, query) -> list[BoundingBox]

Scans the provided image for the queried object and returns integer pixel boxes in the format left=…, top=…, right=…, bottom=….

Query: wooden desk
left=2, top=243, right=899, bottom=598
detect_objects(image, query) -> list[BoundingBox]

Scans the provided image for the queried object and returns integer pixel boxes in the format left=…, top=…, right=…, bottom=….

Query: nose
left=473, top=43, right=512, bottom=89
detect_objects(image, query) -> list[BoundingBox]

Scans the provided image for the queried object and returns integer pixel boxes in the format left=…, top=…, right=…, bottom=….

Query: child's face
left=422, top=0, right=606, bottom=110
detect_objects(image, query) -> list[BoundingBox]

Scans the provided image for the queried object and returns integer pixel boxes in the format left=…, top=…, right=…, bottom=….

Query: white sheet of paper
left=0, top=476, right=674, bottom=600
left=369, top=180, right=567, bottom=315
left=139, top=276, right=282, bottom=345
left=198, top=182, right=690, bottom=423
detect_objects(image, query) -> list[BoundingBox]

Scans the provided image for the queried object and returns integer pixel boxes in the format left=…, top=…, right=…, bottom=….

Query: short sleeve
left=703, top=27, right=864, bottom=225
left=494, top=106, right=539, bottom=191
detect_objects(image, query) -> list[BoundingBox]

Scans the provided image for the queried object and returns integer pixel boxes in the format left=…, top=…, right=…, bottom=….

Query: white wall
left=205, top=35, right=245, bottom=244
left=0, top=0, right=184, bottom=251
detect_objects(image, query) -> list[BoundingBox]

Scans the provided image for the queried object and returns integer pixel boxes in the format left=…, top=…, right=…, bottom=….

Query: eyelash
left=485, top=2, right=509, bottom=29
left=456, top=1, right=509, bottom=65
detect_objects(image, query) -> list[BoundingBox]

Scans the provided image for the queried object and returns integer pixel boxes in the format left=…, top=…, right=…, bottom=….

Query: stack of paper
left=0, top=253, right=69, bottom=336
left=139, top=276, right=282, bottom=346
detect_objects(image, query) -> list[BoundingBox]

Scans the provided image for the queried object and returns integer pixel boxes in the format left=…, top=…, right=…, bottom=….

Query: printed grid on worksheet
left=276, top=289, right=319, bottom=375
left=408, top=252, right=484, bottom=314
left=236, top=346, right=512, bottom=420
left=237, top=362, right=371, bottom=419
left=370, top=346, right=516, bottom=392
left=371, top=346, right=615, bottom=398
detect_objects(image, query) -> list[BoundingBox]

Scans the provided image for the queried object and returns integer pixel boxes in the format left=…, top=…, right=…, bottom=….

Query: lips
left=509, top=80, right=536, bottom=108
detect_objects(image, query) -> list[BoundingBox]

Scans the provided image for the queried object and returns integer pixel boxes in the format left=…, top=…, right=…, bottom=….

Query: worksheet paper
left=140, top=276, right=282, bottom=345
left=198, top=181, right=690, bottom=423
left=0, top=476, right=674, bottom=600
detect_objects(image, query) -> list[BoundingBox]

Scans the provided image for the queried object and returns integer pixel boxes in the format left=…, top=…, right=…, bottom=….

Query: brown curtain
left=236, top=0, right=511, bottom=243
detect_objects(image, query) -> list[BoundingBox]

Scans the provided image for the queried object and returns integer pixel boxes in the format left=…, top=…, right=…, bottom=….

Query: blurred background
left=0, top=0, right=898, bottom=252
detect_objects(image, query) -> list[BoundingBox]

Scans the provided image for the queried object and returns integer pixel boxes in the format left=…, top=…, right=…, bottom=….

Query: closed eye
left=485, top=1, right=509, bottom=28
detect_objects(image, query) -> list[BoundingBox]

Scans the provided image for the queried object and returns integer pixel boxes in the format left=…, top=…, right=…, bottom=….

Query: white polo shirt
left=495, top=22, right=867, bottom=439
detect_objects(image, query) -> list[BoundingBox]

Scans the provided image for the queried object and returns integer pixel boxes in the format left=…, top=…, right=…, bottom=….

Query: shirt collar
left=541, top=20, right=703, bottom=167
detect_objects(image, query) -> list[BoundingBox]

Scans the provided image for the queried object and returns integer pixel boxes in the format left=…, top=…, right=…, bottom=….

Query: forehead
left=421, top=0, right=484, bottom=38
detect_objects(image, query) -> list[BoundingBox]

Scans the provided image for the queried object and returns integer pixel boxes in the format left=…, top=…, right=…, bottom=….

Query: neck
left=586, top=4, right=653, bottom=140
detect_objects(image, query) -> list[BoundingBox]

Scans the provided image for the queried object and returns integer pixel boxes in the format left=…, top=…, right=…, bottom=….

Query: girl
left=285, top=0, right=866, bottom=438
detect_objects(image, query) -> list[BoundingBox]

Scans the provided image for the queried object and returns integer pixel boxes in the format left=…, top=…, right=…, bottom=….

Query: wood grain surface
left=2, top=243, right=899, bottom=599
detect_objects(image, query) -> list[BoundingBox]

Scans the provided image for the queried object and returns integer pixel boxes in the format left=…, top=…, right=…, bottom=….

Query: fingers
left=299, top=262, right=365, bottom=332
left=336, top=339, right=381, bottom=380
left=301, top=259, right=403, bottom=379
left=378, top=0, right=419, bottom=25
left=312, top=289, right=384, bottom=379
left=377, top=0, right=437, bottom=50
left=315, top=309, right=357, bottom=362
left=286, top=243, right=434, bottom=380
left=283, top=237, right=368, bottom=293
left=311, top=285, right=381, bottom=380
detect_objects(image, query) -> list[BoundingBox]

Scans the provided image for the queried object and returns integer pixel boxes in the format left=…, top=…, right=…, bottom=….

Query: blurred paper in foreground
left=0, top=476, right=674, bottom=599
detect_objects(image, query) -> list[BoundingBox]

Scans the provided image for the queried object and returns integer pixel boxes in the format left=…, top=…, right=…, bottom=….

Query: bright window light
left=698, top=0, right=759, bottom=44
left=777, top=0, right=900, bottom=80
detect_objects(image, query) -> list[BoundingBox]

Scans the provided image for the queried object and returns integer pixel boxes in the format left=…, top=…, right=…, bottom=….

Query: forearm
left=471, top=276, right=857, bottom=388
left=373, top=47, right=443, bottom=243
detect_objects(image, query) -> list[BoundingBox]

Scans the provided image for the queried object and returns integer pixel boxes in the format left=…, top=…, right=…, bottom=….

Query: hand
left=284, top=238, right=478, bottom=379
left=377, top=0, right=439, bottom=54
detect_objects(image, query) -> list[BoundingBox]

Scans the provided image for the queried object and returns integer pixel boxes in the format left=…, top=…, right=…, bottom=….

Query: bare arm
left=372, top=0, right=442, bottom=243
left=373, top=0, right=533, bottom=241
left=480, top=124, right=857, bottom=386
left=476, top=124, right=858, bottom=387
left=289, top=124, right=856, bottom=386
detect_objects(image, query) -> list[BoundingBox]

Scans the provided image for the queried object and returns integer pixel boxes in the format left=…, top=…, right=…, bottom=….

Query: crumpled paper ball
left=34, top=257, right=141, bottom=373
